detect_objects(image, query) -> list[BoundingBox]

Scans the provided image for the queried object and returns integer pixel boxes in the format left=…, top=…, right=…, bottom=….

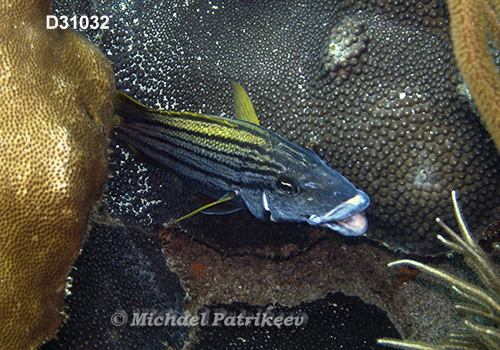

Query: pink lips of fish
left=309, top=192, right=370, bottom=236
left=320, top=212, right=368, bottom=236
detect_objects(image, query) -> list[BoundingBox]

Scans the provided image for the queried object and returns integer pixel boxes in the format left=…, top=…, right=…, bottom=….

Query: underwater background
left=55, top=0, right=500, bottom=256
left=1, top=0, right=500, bottom=349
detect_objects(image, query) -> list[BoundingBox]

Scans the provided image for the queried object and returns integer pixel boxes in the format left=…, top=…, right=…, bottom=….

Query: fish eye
left=276, top=176, right=300, bottom=196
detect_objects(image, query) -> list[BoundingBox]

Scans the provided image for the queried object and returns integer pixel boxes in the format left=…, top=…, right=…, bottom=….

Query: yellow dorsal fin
left=170, top=191, right=236, bottom=224
left=232, top=82, right=260, bottom=125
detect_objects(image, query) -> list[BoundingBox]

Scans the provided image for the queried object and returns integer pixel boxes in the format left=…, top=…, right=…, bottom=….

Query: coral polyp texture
left=0, top=0, right=115, bottom=349
left=39, top=224, right=189, bottom=350
left=56, top=0, right=500, bottom=255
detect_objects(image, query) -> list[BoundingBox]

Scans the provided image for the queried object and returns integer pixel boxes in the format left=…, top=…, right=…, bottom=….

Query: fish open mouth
left=320, top=212, right=368, bottom=236
left=307, top=190, right=370, bottom=236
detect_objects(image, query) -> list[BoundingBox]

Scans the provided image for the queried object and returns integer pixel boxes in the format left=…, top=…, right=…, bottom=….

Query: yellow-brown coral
left=0, top=0, right=115, bottom=349
left=447, top=0, right=500, bottom=152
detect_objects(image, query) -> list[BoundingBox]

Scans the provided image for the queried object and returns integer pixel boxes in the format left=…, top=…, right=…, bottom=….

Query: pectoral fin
left=201, top=204, right=242, bottom=215
left=173, top=191, right=236, bottom=223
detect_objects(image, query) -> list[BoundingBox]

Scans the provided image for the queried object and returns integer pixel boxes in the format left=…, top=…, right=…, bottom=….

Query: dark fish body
left=114, top=90, right=370, bottom=236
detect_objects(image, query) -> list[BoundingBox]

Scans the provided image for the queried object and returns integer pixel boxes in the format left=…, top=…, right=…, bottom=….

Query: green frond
left=378, top=190, right=500, bottom=350
left=377, top=338, right=444, bottom=350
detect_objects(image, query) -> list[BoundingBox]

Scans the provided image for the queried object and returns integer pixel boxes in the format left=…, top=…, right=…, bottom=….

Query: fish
left=114, top=83, right=370, bottom=236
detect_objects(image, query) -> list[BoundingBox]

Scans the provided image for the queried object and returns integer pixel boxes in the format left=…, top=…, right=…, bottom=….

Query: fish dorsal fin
left=232, top=82, right=260, bottom=125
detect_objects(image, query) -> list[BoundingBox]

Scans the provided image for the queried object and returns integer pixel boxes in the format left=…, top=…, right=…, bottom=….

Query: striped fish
left=114, top=83, right=370, bottom=236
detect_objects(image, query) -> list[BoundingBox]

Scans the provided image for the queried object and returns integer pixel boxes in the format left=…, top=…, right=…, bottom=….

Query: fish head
left=242, top=142, right=370, bottom=236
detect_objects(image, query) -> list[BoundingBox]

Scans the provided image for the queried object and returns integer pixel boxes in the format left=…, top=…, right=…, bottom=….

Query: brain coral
left=0, top=0, right=115, bottom=348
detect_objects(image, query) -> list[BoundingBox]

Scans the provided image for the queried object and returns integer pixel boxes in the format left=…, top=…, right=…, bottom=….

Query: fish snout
left=307, top=190, right=370, bottom=236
